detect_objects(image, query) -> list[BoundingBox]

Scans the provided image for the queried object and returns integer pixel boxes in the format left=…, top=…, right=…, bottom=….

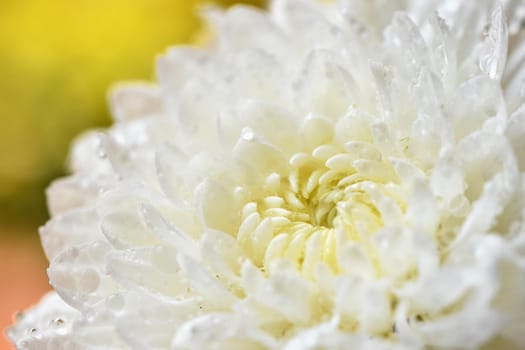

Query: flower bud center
left=235, top=143, right=402, bottom=277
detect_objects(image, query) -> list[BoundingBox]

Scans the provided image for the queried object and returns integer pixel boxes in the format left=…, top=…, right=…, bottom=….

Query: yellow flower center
left=235, top=141, right=403, bottom=278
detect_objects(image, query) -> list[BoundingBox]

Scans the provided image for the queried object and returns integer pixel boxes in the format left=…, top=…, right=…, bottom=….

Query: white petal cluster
left=8, top=0, right=525, bottom=349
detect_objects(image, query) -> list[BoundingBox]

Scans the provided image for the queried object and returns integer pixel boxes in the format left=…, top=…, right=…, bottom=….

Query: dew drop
left=78, top=269, right=100, bottom=293
left=97, top=148, right=108, bottom=159
left=241, top=127, right=255, bottom=141
left=51, top=317, right=65, bottom=326
left=106, top=294, right=125, bottom=312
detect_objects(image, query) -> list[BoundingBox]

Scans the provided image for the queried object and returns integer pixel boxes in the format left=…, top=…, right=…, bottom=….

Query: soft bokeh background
left=0, top=0, right=263, bottom=348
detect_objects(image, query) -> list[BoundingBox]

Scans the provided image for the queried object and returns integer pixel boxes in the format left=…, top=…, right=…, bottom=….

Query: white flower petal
left=108, top=83, right=164, bottom=122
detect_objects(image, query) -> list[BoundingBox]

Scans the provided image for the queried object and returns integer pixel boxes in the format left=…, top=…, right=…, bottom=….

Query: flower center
left=235, top=142, right=402, bottom=277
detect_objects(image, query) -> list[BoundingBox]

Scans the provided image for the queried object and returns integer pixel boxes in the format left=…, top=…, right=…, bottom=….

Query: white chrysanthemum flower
left=8, top=0, right=525, bottom=349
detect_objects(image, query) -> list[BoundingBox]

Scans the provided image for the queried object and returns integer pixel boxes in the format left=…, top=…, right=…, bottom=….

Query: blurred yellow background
left=0, top=0, right=263, bottom=348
